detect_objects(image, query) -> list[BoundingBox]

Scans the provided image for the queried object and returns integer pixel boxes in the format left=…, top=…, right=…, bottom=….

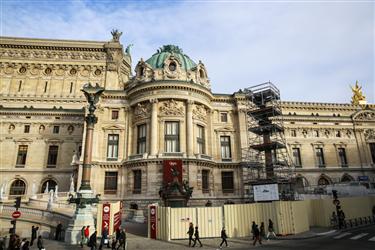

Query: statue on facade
left=54, top=185, right=59, bottom=200
left=351, top=81, right=366, bottom=105
left=69, top=175, right=75, bottom=193
left=111, top=29, right=123, bottom=42
left=44, top=182, right=49, bottom=194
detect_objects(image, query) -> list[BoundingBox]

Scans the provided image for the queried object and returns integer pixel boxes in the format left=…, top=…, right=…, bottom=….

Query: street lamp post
left=65, top=83, right=104, bottom=244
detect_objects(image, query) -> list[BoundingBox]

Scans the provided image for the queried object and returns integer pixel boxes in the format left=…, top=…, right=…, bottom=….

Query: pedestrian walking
left=219, top=227, right=228, bottom=248
left=85, top=225, right=91, bottom=245
left=192, top=226, right=203, bottom=247
left=252, top=224, right=262, bottom=246
left=21, top=240, right=30, bottom=250
left=37, top=236, right=44, bottom=250
left=99, top=225, right=109, bottom=250
left=116, top=229, right=127, bottom=250
left=266, top=219, right=276, bottom=240
left=88, top=231, right=97, bottom=250
left=260, top=222, right=265, bottom=239
left=111, top=236, right=117, bottom=250
left=187, top=222, right=195, bottom=247
left=55, top=222, right=63, bottom=241
left=251, top=221, right=256, bottom=240
left=80, top=226, right=86, bottom=247
left=30, top=226, right=39, bottom=246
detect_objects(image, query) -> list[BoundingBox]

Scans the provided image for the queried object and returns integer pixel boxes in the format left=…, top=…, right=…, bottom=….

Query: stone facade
left=1, top=34, right=374, bottom=209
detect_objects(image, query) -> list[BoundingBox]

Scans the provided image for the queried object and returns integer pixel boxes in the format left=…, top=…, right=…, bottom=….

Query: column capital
left=150, top=98, right=158, bottom=104
left=186, top=100, right=195, bottom=105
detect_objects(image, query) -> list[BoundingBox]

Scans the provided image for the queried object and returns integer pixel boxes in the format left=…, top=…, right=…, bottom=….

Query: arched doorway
left=317, top=175, right=331, bottom=186
left=9, top=179, right=26, bottom=195
left=341, top=174, right=353, bottom=183
left=41, top=179, right=57, bottom=193
left=295, top=175, right=309, bottom=191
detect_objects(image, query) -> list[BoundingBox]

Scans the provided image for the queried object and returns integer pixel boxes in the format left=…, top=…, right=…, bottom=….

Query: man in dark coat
left=251, top=221, right=256, bottom=240
left=55, top=222, right=63, bottom=241
left=219, top=227, right=228, bottom=248
left=88, top=231, right=97, bottom=250
left=116, top=229, right=127, bottom=250
left=253, top=224, right=262, bottom=246
left=192, top=226, right=203, bottom=247
left=99, top=225, right=109, bottom=250
left=187, top=223, right=195, bottom=247
left=30, top=226, right=39, bottom=246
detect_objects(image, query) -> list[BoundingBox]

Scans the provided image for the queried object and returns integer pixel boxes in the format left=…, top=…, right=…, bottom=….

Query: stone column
left=150, top=99, right=158, bottom=157
left=186, top=100, right=194, bottom=157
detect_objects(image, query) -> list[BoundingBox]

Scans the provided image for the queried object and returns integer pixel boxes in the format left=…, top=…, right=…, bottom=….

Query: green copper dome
left=146, top=45, right=197, bottom=70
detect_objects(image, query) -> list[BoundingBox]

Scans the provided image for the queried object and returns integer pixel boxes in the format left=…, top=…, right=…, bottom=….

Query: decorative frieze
left=159, top=99, right=184, bottom=117
left=0, top=49, right=107, bottom=61
left=193, top=104, right=208, bottom=122
left=133, top=102, right=151, bottom=121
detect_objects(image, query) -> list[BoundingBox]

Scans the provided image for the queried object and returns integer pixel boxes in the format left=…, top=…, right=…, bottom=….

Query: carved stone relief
left=159, top=99, right=184, bottom=116
left=364, top=129, right=375, bottom=141
left=354, top=111, right=375, bottom=121
left=134, top=102, right=151, bottom=121
left=193, top=104, right=208, bottom=122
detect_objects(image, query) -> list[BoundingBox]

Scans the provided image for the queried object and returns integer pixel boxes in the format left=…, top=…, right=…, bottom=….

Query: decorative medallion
left=70, top=68, right=77, bottom=75
left=19, top=67, right=27, bottom=74
left=159, top=99, right=184, bottom=116
left=94, top=69, right=102, bottom=76
left=44, top=68, right=52, bottom=75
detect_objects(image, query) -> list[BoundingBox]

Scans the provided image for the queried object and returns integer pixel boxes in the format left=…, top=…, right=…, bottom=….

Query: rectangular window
left=370, top=143, right=375, bottom=164
left=16, top=145, right=28, bottom=167
left=338, top=148, right=348, bottom=167
left=47, top=145, right=58, bottom=167
left=111, top=110, right=119, bottom=120
left=197, top=125, right=205, bottom=154
left=137, top=124, right=147, bottom=154
left=292, top=148, right=302, bottom=167
left=53, top=126, right=60, bottom=134
left=221, top=171, right=234, bottom=193
left=202, top=170, right=209, bottom=193
left=316, top=147, right=325, bottom=167
left=133, top=169, right=142, bottom=194
left=24, top=125, right=30, bottom=133
left=291, top=130, right=297, bottom=137
left=220, top=112, right=228, bottom=122
left=220, top=136, right=232, bottom=160
left=107, top=134, right=119, bottom=160
left=104, top=172, right=118, bottom=194
left=165, top=122, right=180, bottom=152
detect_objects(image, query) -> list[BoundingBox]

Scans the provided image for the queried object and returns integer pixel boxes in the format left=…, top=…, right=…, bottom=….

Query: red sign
left=150, top=205, right=157, bottom=239
left=102, top=203, right=111, bottom=233
left=163, top=160, right=182, bottom=185
left=113, top=211, right=121, bottom=231
left=12, top=211, right=21, bottom=219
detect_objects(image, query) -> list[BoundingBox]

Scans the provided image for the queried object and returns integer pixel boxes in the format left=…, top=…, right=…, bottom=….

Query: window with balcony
left=221, top=171, right=234, bottom=193
left=137, top=124, right=147, bottom=154
left=107, top=134, right=119, bottom=160
left=292, top=148, right=302, bottom=167
left=338, top=148, right=348, bottom=167
left=165, top=122, right=179, bottom=153
left=197, top=125, right=205, bottom=154
left=133, top=169, right=142, bottom=194
left=220, top=136, right=231, bottom=161
left=16, top=145, right=28, bottom=167
left=104, top=172, right=118, bottom=194
left=47, top=145, right=58, bottom=167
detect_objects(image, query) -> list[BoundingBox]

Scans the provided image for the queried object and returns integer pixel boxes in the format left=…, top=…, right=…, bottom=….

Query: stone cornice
left=280, top=101, right=375, bottom=111
left=0, top=106, right=84, bottom=116
left=279, top=115, right=351, bottom=122
left=0, top=36, right=107, bottom=51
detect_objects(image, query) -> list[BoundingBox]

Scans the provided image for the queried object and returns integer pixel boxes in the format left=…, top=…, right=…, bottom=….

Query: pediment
left=215, top=126, right=235, bottom=133
left=352, top=109, right=375, bottom=121
left=14, top=138, right=33, bottom=143
left=102, top=125, right=125, bottom=131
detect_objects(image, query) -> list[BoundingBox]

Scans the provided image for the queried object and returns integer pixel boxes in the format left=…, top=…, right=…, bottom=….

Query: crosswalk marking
left=350, top=233, right=368, bottom=240
left=368, top=236, right=375, bottom=242
left=333, top=232, right=351, bottom=239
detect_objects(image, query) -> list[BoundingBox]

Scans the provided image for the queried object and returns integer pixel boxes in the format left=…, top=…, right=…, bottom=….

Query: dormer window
left=139, top=67, right=145, bottom=76
left=199, top=69, right=205, bottom=78
left=168, top=62, right=176, bottom=71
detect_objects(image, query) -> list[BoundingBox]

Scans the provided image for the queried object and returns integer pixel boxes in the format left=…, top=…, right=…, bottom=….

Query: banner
left=102, top=203, right=111, bottom=232
left=163, top=160, right=182, bottom=184
left=150, top=205, right=157, bottom=239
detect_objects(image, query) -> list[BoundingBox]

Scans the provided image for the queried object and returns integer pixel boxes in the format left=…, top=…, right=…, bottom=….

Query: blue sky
left=1, top=0, right=374, bottom=103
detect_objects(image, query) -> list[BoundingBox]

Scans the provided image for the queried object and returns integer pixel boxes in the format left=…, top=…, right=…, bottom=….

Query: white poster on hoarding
left=253, top=184, right=279, bottom=201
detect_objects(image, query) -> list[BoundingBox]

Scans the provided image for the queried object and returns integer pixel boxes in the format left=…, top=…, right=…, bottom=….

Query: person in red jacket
left=84, top=225, right=90, bottom=245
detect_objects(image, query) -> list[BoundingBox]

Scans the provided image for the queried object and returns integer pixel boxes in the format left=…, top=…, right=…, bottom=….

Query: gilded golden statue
left=351, top=81, right=366, bottom=105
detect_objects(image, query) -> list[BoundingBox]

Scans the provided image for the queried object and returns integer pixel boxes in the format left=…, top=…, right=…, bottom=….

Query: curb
left=274, top=230, right=337, bottom=240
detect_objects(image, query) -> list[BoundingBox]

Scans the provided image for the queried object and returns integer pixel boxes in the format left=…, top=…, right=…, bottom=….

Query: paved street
left=3, top=225, right=374, bottom=250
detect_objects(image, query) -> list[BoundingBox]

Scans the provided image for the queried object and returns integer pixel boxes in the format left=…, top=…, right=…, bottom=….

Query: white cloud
left=1, top=0, right=373, bottom=103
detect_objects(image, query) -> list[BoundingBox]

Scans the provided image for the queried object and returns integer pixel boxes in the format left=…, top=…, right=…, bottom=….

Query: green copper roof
left=145, top=45, right=197, bottom=70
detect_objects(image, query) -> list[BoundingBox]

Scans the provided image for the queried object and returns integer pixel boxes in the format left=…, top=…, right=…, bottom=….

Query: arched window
left=199, top=69, right=205, bottom=78
left=318, top=176, right=330, bottom=186
left=41, top=179, right=57, bottom=193
left=9, top=179, right=26, bottom=195
left=341, top=174, right=353, bottom=182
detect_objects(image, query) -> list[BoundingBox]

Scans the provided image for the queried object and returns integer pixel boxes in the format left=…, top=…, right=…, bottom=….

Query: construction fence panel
left=196, top=207, right=223, bottom=238
left=156, top=206, right=170, bottom=241
left=169, top=207, right=197, bottom=240
left=291, top=201, right=310, bottom=234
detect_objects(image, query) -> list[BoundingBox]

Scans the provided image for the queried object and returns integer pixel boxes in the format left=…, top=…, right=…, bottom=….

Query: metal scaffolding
left=242, top=82, right=295, bottom=200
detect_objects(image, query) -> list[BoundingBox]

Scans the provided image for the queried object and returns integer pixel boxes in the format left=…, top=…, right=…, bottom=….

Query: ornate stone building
left=1, top=33, right=374, bottom=208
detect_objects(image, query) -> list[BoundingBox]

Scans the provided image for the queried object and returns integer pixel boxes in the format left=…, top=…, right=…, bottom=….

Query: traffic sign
left=12, top=211, right=21, bottom=219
